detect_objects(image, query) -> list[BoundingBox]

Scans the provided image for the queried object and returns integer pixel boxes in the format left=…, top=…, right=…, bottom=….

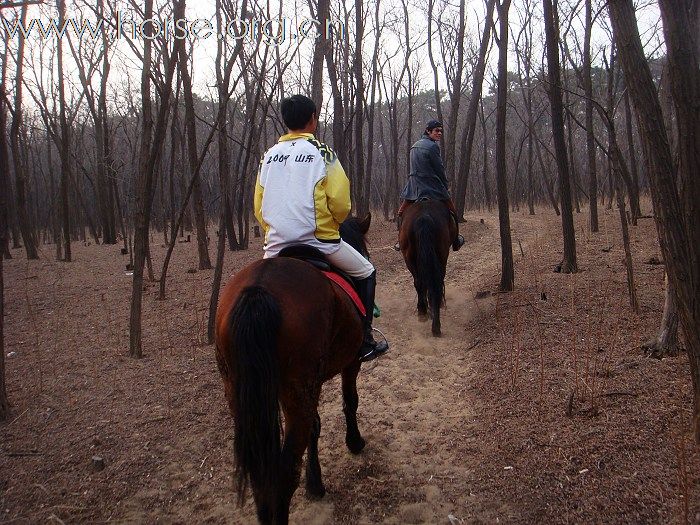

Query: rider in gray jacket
left=396, top=120, right=464, bottom=251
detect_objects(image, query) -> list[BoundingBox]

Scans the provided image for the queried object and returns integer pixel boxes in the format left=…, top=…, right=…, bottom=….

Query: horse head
left=339, top=213, right=371, bottom=257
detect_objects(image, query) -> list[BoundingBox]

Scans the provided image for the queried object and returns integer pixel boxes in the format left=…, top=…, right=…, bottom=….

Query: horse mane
left=339, top=217, right=369, bottom=257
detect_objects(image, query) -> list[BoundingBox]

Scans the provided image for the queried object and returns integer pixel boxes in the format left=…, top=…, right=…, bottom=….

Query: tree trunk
left=325, top=31, right=345, bottom=164
left=534, top=131, right=561, bottom=216
left=454, top=0, right=497, bottom=218
left=207, top=0, right=247, bottom=340
left=657, top=0, right=700, bottom=442
left=10, top=6, right=38, bottom=260
left=208, top=217, right=226, bottom=343
left=479, top=99, right=493, bottom=211
left=584, top=0, right=599, bottom=232
left=445, top=0, right=466, bottom=187
left=564, top=87, right=581, bottom=213
left=614, top=165, right=639, bottom=313
left=130, top=0, right=177, bottom=358
left=178, top=36, right=211, bottom=270
left=0, top=38, right=11, bottom=419
left=623, top=90, right=641, bottom=223
left=543, top=0, right=577, bottom=273
left=98, top=0, right=116, bottom=244
left=310, top=0, right=330, bottom=110
left=642, top=273, right=681, bottom=358
left=427, top=0, right=444, bottom=152
left=363, top=0, right=382, bottom=211
left=495, top=0, right=514, bottom=291
left=609, top=0, right=700, bottom=441
left=353, top=0, right=367, bottom=215
left=46, top=132, right=61, bottom=260
left=56, top=0, right=72, bottom=261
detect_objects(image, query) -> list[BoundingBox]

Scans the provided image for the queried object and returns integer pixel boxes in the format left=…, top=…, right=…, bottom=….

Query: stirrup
left=359, top=341, right=389, bottom=363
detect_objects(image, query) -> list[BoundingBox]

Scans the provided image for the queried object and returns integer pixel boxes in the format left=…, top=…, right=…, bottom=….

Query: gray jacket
left=400, top=133, right=450, bottom=201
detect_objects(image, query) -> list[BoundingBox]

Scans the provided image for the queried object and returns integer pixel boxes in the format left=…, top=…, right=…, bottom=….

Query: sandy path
left=277, top=212, right=537, bottom=524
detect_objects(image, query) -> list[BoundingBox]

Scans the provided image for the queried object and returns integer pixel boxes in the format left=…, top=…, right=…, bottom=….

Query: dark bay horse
left=215, top=215, right=373, bottom=525
left=398, top=200, right=456, bottom=336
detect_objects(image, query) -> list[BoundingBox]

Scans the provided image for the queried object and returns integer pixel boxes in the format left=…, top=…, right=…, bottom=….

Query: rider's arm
left=324, top=158, right=351, bottom=224
left=253, top=162, right=268, bottom=232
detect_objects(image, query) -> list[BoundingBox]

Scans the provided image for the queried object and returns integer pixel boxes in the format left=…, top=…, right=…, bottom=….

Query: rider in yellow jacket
left=254, top=132, right=351, bottom=256
left=254, top=94, right=388, bottom=362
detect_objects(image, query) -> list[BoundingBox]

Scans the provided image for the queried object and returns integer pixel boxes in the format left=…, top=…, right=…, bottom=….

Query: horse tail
left=228, top=285, right=282, bottom=506
left=414, top=215, right=445, bottom=316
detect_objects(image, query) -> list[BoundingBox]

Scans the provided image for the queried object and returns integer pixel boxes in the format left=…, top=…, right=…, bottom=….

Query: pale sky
left=1, top=0, right=663, bottom=120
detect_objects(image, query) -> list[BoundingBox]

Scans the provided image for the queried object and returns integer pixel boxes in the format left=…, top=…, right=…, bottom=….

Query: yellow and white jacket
left=254, top=132, right=351, bottom=257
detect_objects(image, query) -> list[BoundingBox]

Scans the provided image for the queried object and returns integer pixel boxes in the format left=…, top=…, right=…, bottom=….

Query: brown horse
left=398, top=200, right=456, bottom=336
left=215, top=215, right=373, bottom=525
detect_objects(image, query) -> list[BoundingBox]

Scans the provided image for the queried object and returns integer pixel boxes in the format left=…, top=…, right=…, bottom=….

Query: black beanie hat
left=425, top=119, right=443, bottom=131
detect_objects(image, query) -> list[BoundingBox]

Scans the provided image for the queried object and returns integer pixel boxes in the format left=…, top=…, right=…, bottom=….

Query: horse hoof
left=305, top=483, right=326, bottom=500
left=432, top=329, right=442, bottom=337
left=346, top=436, right=366, bottom=454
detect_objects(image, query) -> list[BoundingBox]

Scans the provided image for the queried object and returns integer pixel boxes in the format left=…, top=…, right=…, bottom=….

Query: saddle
left=278, top=245, right=366, bottom=316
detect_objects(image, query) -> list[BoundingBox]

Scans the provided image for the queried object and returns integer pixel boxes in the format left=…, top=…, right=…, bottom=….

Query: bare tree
left=55, top=0, right=76, bottom=260
left=604, top=49, right=638, bottom=313
left=454, top=0, right=496, bottom=218
left=0, top=25, right=11, bottom=419
left=67, top=0, right=116, bottom=244
left=495, top=0, right=514, bottom=291
left=512, top=0, right=537, bottom=215
left=362, top=0, right=382, bottom=210
left=353, top=0, right=368, bottom=215
left=622, top=89, right=641, bottom=224
left=579, top=0, right=599, bottom=231
left=642, top=273, right=681, bottom=358
left=1, top=30, right=13, bottom=260
left=310, top=0, right=330, bottom=108
left=426, top=0, right=444, bottom=142
left=129, top=0, right=178, bottom=358
left=543, top=0, right=577, bottom=273
left=177, top=32, right=211, bottom=270
left=608, top=0, right=700, bottom=441
left=10, top=5, right=38, bottom=260
left=444, top=0, right=466, bottom=182
left=208, top=0, right=246, bottom=342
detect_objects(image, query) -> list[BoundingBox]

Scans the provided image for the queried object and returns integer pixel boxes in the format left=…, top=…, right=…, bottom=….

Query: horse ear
left=360, top=213, right=371, bottom=233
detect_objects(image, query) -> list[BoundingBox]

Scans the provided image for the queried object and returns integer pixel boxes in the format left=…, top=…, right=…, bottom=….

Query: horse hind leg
left=342, top=362, right=366, bottom=454
left=431, top=310, right=442, bottom=337
left=275, top=405, right=315, bottom=524
left=430, top=280, right=443, bottom=337
left=413, top=276, right=428, bottom=320
left=305, top=412, right=326, bottom=499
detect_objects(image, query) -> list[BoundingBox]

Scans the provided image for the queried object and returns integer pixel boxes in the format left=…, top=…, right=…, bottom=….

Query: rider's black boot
left=355, top=271, right=389, bottom=362
left=449, top=211, right=465, bottom=252
left=394, top=215, right=403, bottom=251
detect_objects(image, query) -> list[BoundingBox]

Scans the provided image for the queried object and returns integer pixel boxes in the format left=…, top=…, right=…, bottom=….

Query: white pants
left=324, top=240, right=375, bottom=279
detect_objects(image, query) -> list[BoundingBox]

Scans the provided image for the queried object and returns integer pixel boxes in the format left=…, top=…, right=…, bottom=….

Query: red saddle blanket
left=321, top=271, right=366, bottom=317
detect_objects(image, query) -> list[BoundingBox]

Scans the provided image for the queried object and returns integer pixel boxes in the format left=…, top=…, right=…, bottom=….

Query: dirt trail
left=274, top=212, right=544, bottom=524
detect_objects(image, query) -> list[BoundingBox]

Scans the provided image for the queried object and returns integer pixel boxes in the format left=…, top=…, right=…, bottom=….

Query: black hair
left=425, top=119, right=443, bottom=131
left=280, top=95, right=316, bottom=130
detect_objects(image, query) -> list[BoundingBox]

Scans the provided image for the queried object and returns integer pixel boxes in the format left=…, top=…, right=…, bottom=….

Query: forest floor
left=1, top=203, right=699, bottom=524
